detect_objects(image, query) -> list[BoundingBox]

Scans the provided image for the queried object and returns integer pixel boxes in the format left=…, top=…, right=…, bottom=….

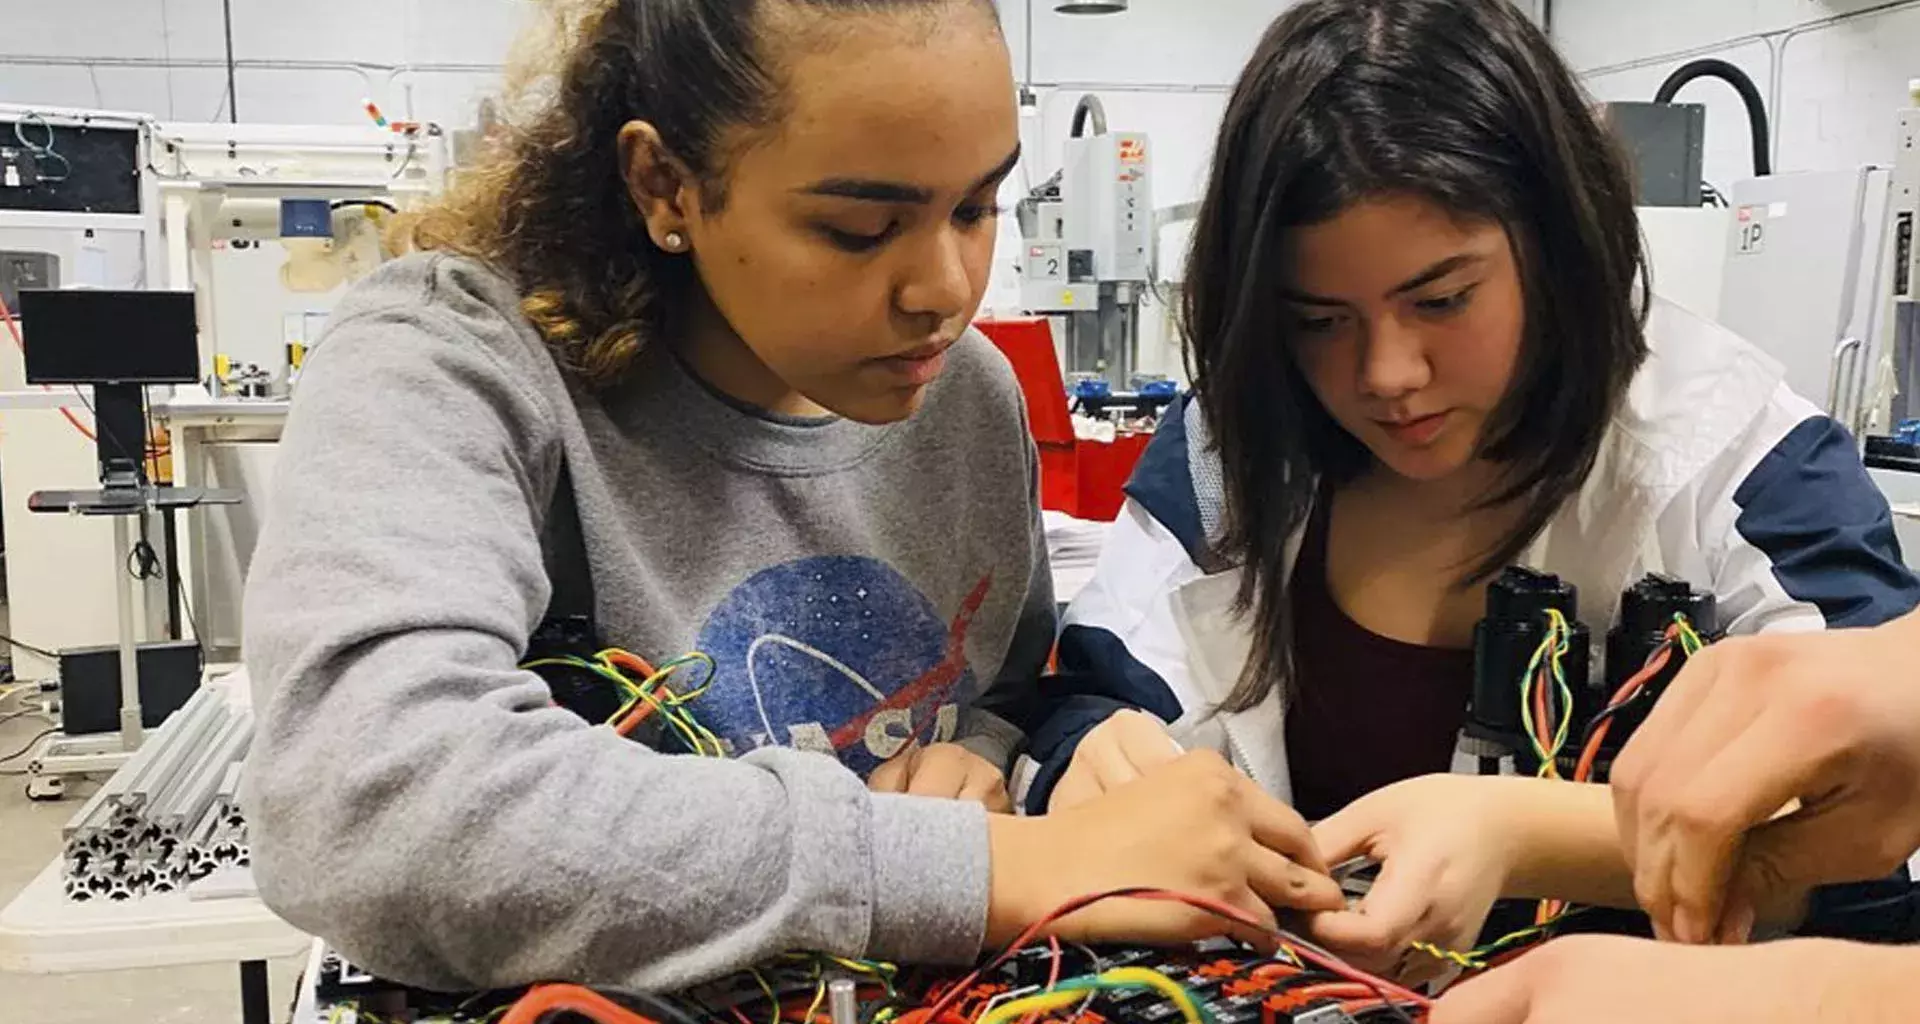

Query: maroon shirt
left=1284, top=497, right=1476, bottom=822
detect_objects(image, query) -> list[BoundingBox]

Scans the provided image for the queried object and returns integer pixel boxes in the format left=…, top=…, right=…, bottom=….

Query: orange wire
left=606, top=650, right=657, bottom=678
left=499, top=984, right=664, bottom=1024
left=1573, top=641, right=1676, bottom=783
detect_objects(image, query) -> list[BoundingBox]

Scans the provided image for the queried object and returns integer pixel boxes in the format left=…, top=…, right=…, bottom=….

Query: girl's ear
left=619, top=120, right=700, bottom=252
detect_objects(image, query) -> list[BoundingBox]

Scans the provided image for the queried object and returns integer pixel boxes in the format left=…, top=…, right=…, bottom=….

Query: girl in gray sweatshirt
left=242, top=0, right=1344, bottom=996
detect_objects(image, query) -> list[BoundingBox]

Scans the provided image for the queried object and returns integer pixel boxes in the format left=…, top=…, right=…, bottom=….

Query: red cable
left=0, top=294, right=100, bottom=442
left=1573, top=640, right=1676, bottom=783
left=499, top=984, right=665, bottom=1024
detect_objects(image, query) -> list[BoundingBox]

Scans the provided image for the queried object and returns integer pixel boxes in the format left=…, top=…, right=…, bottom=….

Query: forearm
left=1495, top=777, right=1639, bottom=910
left=244, top=630, right=992, bottom=990
left=1787, top=939, right=1920, bottom=1021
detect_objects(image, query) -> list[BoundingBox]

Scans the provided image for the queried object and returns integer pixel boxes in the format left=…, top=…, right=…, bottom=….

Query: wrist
left=984, top=814, right=1051, bottom=948
left=1488, top=777, right=1636, bottom=907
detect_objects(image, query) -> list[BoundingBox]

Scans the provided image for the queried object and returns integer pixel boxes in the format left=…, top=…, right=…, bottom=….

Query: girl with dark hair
left=1035, top=0, right=1920, bottom=972
left=240, top=0, right=1343, bottom=994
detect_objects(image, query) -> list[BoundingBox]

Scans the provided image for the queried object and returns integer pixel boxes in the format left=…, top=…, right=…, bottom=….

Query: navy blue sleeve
left=1020, top=624, right=1186, bottom=814
left=1733, top=416, right=1920, bottom=627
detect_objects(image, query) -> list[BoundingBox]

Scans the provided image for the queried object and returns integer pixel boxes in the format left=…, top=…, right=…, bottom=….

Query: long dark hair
left=1185, top=0, right=1650, bottom=712
left=405, top=0, right=995, bottom=386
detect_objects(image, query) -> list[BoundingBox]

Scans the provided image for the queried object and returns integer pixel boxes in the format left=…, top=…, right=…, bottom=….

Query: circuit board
left=297, top=937, right=1423, bottom=1024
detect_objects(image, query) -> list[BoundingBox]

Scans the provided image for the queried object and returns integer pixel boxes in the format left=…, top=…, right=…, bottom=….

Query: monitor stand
left=91, top=382, right=150, bottom=493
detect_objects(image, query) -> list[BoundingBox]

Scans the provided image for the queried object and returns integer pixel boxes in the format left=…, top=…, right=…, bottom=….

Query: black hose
left=1070, top=94, right=1108, bottom=138
left=1654, top=58, right=1770, bottom=176
left=222, top=0, right=239, bottom=123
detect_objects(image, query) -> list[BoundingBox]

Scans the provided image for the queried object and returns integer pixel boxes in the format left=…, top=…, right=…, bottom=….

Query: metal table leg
left=241, top=958, right=272, bottom=1024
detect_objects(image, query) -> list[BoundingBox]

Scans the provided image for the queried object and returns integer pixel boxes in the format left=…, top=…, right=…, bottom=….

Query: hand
left=1049, top=710, right=1185, bottom=812
left=1305, top=774, right=1518, bottom=984
left=1430, top=934, right=1911, bottom=1024
left=985, top=750, right=1346, bottom=948
left=870, top=743, right=1012, bottom=814
left=1611, top=612, right=1920, bottom=946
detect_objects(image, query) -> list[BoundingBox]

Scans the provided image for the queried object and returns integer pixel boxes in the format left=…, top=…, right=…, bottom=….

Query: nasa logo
left=690, top=556, right=992, bottom=777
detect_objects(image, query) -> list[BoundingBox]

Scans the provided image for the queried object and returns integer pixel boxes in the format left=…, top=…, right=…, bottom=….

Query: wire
left=12, top=113, right=72, bottom=184
left=0, top=289, right=102, bottom=444
left=750, top=969, right=782, bottom=1024
left=0, top=728, right=56, bottom=765
left=927, top=889, right=1426, bottom=1024
left=1574, top=642, right=1674, bottom=783
left=0, top=633, right=59, bottom=661
left=1518, top=608, right=1575, bottom=779
left=499, top=985, right=665, bottom=1024
left=1410, top=907, right=1584, bottom=972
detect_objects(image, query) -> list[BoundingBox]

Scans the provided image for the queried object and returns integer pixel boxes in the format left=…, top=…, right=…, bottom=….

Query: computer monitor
left=18, top=289, right=199, bottom=386
left=17, top=289, right=200, bottom=490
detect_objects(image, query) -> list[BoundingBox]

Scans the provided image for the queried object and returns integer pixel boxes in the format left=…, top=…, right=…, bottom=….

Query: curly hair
left=400, top=0, right=996, bottom=388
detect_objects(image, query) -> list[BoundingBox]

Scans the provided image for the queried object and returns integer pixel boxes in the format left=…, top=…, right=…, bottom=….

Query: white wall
left=0, top=0, right=532, bottom=128
left=1557, top=0, right=1920, bottom=192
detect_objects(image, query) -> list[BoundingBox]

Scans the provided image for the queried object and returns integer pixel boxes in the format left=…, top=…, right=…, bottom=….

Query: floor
left=0, top=677, right=305, bottom=1024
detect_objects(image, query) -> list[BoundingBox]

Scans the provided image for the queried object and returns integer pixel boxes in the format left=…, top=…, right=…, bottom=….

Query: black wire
left=602, top=990, right=711, bottom=1024
left=0, top=727, right=56, bottom=764
left=129, top=539, right=164, bottom=580
left=0, top=633, right=58, bottom=660
left=1576, top=638, right=1683, bottom=755
left=332, top=198, right=400, bottom=214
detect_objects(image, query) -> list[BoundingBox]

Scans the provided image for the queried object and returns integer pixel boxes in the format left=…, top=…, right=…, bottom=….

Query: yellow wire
left=1409, top=940, right=1484, bottom=971
left=1096, top=967, right=1203, bottom=1024
left=802, top=980, right=828, bottom=1024
left=750, top=968, right=781, bottom=1024
left=978, top=966, right=1205, bottom=1024
left=976, top=991, right=1088, bottom=1024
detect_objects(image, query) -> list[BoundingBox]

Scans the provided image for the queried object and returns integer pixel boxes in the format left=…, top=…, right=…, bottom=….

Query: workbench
left=0, top=858, right=306, bottom=1024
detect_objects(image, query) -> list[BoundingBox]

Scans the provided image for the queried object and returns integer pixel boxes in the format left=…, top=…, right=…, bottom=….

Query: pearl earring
left=663, top=231, right=687, bottom=252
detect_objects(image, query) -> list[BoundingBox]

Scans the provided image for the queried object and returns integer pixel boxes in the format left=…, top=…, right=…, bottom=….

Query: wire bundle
left=1413, top=612, right=1712, bottom=966
left=1571, top=615, right=1703, bottom=785
left=522, top=648, right=724, bottom=755
left=1518, top=608, right=1577, bottom=780
left=477, top=889, right=1430, bottom=1024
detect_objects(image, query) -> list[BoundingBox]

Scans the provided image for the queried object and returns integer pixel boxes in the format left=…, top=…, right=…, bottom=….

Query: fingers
left=1245, top=845, right=1346, bottom=913
left=1240, top=777, right=1331, bottom=874
left=874, top=745, right=1010, bottom=809
left=1635, top=706, right=1819, bottom=943
left=1047, top=766, right=1103, bottom=813
left=1050, top=713, right=1179, bottom=812
left=1311, top=800, right=1383, bottom=870
left=961, top=769, right=1015, bottom=814
left=868, top=747, right=914, bottom=794
left=1076, top=717, right=1155, bottom=794
left=1612, top=645, right=1730, bottom=870
left=1620, top=680, right=1768, bottom=942
left=903, top=745, right=973, bottom=800
left=1306, top=854, right=1434, bottom=964
left=1110, top=710, right=1185, bottom=770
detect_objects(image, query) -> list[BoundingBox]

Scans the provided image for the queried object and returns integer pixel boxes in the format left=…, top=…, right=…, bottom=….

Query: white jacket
left=1028, top=298, right=1920, bottom=808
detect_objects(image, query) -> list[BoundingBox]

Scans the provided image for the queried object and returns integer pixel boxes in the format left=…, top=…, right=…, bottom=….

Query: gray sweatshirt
left=241, top=254, right=1055, bottom=993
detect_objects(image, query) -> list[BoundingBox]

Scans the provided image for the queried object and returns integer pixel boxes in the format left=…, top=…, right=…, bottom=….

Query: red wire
left=0, top=296, right=101, bottom=442
left=932, top=888, right=1431, bottom=1017
left=1573, top=639, right=1676, bottom=783
left=499, top=984, right=665, bottom=1024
